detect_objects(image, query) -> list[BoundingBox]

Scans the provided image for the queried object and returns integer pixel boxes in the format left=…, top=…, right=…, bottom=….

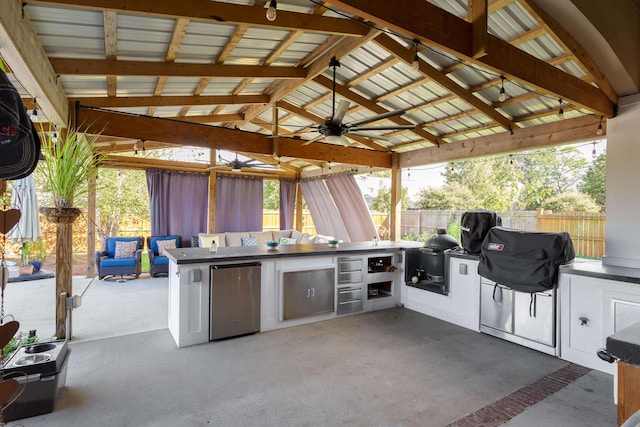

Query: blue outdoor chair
left=95, top=236, right=144, bottom=280
left=147, top=235, right=182, bottom=277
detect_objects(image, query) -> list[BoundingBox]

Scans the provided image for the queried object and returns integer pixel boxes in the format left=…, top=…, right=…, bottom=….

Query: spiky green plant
left=39, top=126, right=104, bottom=208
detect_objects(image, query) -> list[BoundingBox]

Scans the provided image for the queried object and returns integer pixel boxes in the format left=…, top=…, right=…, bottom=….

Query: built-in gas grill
left=478, top=227, right=575, bottom=355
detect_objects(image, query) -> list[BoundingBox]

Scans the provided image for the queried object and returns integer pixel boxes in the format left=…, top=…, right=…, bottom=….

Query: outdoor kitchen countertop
left=560, top=260, right=640, bottom=285
left=606, top=321, right=640, bottom=364
left=165, top=240, right=424, bottom=265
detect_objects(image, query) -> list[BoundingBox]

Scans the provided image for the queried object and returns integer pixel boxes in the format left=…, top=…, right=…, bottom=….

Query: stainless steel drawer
left=338, top=271, right=362, bottom=284
left=337, top=299, right=363, bottom=315
left=338, top=258, right=362, bottom=272
left=338, top=286, right=362, bottom=302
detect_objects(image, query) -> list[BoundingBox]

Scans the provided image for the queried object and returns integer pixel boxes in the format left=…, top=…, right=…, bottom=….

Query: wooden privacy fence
left=32, top=210, right=603, bottom=260
left=537, top=211, right=606, bottom=259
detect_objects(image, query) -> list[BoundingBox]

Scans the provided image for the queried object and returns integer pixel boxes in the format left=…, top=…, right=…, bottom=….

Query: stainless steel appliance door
left=513, top=289, right=555, bottom=346
left=480, top=280, right=514, bottom=333
left=210, top=262, right=261, bottom=340
left=283, top=268, right=334, bottom=320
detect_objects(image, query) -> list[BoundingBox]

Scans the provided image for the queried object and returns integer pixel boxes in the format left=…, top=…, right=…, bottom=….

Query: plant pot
left=19, top=265, right=34, bottom=276
left=39, top=207, right=81, bottom=224
left=29, top=260, right=43, bottom=273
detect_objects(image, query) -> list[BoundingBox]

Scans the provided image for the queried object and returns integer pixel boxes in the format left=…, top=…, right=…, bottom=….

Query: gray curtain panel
left=146, top=169, right=209, bottom=245
left=215, top=175, right=263, bottom=232
left=325, top=173, right=378, bottom=242
left=279, top=179, right=297, bottom=230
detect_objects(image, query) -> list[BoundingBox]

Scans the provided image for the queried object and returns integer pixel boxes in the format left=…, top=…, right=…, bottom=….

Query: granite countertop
left=165, top=240, right=424, bottom=265
left=606, top=321, right=640, bottom=364
left=560, top=260, right=640, bottom=285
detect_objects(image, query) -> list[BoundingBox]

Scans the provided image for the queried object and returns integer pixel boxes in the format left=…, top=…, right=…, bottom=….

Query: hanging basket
left=39, top=206, right=81, bottom=224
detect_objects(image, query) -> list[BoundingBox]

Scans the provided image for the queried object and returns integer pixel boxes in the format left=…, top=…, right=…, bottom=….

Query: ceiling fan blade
left=349, top=124, right=416, bottom=132
left=339, top=135, right=351, bottom=147
left=347, top=109, right=406, bottom=127
left=329, top=100, right=350, bottom=125
left=348, top=132, right=390, bottom=141
left=302, top=134, right=324, bottom=146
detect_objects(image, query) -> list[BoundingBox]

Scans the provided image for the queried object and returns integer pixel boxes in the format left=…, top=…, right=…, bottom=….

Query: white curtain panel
left=325, top=174, right=378, bottom=242
left=299, top=178, right=350, bottom=242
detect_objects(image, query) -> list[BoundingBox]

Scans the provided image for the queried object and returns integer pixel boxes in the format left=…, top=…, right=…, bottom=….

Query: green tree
left=579, top=151, right=606, bottom=211
left=95, top=168, right=150, bottom=249
left=263, top=180, right=280, bottom=210
left=541, top=191, right=600, bottom=212
left=443, top=157, right=521, bottom=211
left=517, top=147, right=588, bottom=209
left=416, top=183, right=479, bottom=210
left=370, top=182, right=409, bottom=211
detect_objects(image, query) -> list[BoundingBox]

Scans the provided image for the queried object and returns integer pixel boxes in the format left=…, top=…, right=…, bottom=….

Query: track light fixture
left=596, top=116, right=603, bottom=136
left=266, top=0, right=277, bottom=21
left=411, top=39, right=420, bottom=71
left=557, top=99, right=564, bottom=119
left=133, top=142, right=139, bottom=155
left=498, top=76, right=507, bottom=102
left=30, top=98, right=38, bottom=122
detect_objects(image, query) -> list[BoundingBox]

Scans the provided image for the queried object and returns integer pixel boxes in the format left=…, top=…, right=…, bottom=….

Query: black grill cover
left=460, top=210, right=502, bottom=255
left=478, top=227, right=575, bottom=293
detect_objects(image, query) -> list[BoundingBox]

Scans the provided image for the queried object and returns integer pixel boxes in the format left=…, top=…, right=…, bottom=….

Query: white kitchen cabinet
left=168, top=262, right=211, bottom=348
left=559, top=272, right=640, bottom=373
left=403, top=256, right=480, bottom=331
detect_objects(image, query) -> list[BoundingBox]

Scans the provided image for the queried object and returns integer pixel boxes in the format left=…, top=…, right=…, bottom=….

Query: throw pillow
left=279, top=237, right=298, bottom=245
left=114, top=240, right=137, bottom=259
left=241, top=237, right=258, bottom=246
left=156, top=239, right=177, bottom=256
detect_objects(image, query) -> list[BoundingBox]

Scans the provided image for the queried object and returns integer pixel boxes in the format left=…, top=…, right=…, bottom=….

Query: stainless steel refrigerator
left=210, top=262, right=261, bottom=340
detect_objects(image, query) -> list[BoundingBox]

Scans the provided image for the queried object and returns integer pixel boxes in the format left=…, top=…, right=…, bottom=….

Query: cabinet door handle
left=579, top=316, right=589, bottom=326
left=311, top=288, right=315, bottom=297
left=306, top=288, right=311, bottom=298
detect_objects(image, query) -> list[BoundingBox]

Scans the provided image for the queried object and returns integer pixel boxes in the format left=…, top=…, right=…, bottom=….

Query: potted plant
left=24, top=238, right=48, bottom=273
left=37, top=125, right=104, bottom=339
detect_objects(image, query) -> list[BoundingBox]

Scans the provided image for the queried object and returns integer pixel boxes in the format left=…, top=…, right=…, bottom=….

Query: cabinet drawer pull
left=579, top=316, right=589, bottom=326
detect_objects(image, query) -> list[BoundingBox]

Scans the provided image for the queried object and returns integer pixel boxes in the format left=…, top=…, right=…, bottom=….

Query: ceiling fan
left=305, top=56, right=416, bottom=147
left=217, top=153, right=275, bottom=172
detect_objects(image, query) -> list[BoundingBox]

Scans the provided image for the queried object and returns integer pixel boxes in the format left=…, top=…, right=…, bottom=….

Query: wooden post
left=618, top=361, right=640, bottom=426
left=389, top=152, right=402, bottom=241
left=86, top=170, right=97, bottom=277
left=295, top=182, right=303, bottom=232
left=208, top=149, right=217, bottom=233
left=41, top=207, right=80, bottom=340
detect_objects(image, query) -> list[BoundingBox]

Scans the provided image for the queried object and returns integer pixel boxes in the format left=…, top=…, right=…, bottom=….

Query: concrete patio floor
left=0, top=273, right=618, bottom=426
left=2, top=273, right=168, bottom=342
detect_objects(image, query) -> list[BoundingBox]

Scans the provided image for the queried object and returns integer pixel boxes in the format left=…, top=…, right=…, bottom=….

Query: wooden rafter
left=374, top=34, right=516, bottom=132
left=103, top=11, right=117, bottom=97
left=70, top=94, right=269, bottom=108
left=148, top=17, right=190, bottom=116
left=518, top=0, right=617, bottom=104
left=0, top=0, right=68, bottom=124
left=25, top=0, right=369, bottom=37
left=77, top=107, right=393, bottom=168
left=50, top=59, right=307, bottom=79
left=240, top=27, right=382, bottom=125
left=347, top=57, right=400, bottom=88
left=329, top=0, right=615, bottom=118
left=398, top=114, right=603, bottom=167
